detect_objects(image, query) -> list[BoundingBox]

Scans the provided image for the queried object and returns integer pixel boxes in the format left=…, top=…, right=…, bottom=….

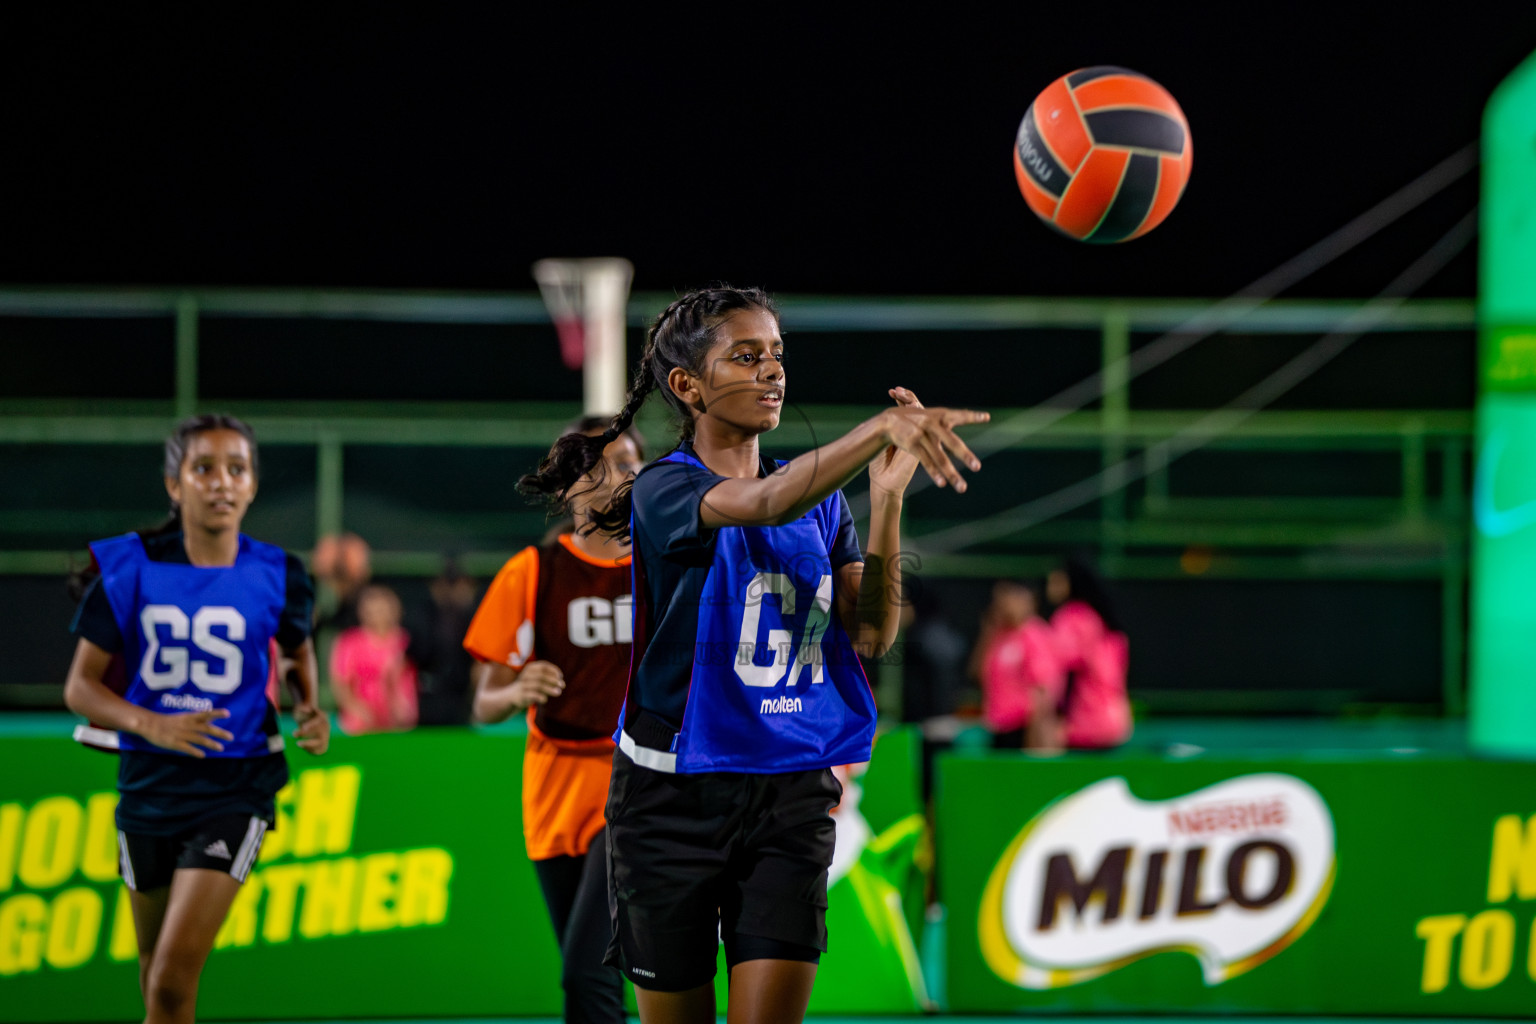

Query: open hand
left=877, top=395, right=988, bottom=493
left=141, top=708, right=234, bottom=758
left=870, top=387, right=926, bottom=499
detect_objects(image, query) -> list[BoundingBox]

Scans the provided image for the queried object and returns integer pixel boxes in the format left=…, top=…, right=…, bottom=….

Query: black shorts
left=119, top=814, right=268, bottom=892
left=603, top=749, right=841, bottom=992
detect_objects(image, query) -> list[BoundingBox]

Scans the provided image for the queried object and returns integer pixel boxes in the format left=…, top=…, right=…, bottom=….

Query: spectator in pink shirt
left=329, top=584, right=419, bottom=735
left=978, top=582, right=1065, bottom=750
left=1042, top=557, right=1132, bottom=750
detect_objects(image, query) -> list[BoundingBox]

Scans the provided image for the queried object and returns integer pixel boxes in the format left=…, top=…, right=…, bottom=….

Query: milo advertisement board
left=939, top=753, right=1536, bottom=1015
left=0, top=724, right=929, bottom=1021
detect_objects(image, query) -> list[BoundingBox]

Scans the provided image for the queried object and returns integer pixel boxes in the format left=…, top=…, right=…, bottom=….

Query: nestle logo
left=1169, top=798, right=1288, bottom=836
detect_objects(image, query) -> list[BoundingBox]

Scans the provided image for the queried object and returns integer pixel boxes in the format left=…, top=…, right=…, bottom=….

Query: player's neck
left=690, top=428, right=761, bottom=479
left=569, top=519, right=630, bottom=562
left=181, top=524, right=240, bottom=567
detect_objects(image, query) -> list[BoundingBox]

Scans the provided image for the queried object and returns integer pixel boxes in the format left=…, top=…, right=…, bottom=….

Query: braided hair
left=518, top=285, right=779, bottom=540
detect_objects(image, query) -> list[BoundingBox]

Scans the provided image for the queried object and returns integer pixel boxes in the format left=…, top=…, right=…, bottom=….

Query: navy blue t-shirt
left=624, top=440, right=868, bottom=771
left=70, top=531, right=313, bottom=836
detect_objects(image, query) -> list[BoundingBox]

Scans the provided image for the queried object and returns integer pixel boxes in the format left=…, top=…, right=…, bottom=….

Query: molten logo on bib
left=980, top=774, right=1334, bottom=989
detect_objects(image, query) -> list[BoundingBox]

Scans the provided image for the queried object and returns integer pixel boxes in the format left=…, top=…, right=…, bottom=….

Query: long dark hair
left=526, top=414, right=648, bottom=536
left=68, top=414, right=259, bottom=598
left=561, top=413, right=647, bottom=459
left=1057, top=553, right=1125, bottom=634
left=517, top=286, right=778, bottom=540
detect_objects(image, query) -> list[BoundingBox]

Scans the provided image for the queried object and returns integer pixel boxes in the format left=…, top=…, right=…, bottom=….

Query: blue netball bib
left=630, top=448, right=877, bottom=774
left=91, top=533, right=287, bottom=758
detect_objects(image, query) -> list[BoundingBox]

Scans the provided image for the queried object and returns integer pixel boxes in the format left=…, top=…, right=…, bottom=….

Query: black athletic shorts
left=118, top=813, right=269, bottom=892
left=603, top=748, right=841, bottom=992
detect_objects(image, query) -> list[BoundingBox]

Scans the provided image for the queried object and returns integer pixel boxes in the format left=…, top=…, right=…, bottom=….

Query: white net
left=532, top=258, right=587, bottom=371
left=531, top=257, right=634, bottom=414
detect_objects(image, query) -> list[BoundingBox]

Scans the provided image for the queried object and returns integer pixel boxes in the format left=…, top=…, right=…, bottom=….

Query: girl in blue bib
left=64, top=414, right=329, bottom=1024
left=520, top=286, right=987, bottom=1024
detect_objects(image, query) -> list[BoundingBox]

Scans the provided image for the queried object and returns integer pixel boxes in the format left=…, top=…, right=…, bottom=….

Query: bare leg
left=128, top=887, right=171, bottom=999
left=141, top=869, right=242, bottom=1024
left=725, top=959, right=817, bottom=1024
left=634, top=980, right=715, bottom=1024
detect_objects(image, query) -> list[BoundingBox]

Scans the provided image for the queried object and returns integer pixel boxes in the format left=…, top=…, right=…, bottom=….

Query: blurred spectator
left=896, top=581, right=969, bottom=723
left=407, top=556, right=478, bottom=725
left=1043, top=556, right=1133, bottom=750
left=312, top=531, right=371, bottom=632
left=967, top=580, right=1035, bottom=689
left=978, top=582, right=1066, bottom=750
left=330, top=584, right=419, bottom=735
left=893, top=580, right=973, bottom=808
left=310, top=531, right=371, bottom=714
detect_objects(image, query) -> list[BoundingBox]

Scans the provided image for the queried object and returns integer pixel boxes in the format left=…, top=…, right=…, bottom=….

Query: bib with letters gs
left=91, top=532, right=286, bottom=758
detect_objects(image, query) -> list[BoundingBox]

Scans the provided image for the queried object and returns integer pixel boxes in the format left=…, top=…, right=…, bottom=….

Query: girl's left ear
left=667, top=365, right=698, bottom=404
left=163, top=475, right=181, bottom=506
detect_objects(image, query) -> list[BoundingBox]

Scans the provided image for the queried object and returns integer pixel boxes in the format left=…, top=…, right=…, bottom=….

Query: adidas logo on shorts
left=204, top=839, right=233, bottom=860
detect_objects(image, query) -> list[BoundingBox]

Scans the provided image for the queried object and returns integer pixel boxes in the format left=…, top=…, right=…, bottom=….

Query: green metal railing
left=0, top=287, right=1477, bottom=710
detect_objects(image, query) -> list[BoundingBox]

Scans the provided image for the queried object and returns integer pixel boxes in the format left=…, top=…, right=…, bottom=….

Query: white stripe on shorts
left=117, top=830, right=136, bottom=891
left=73, top=724, right=121, bottom=749
left=232, top=817, right=266, bottom=882
left=619, top=729, right=677, bottom=773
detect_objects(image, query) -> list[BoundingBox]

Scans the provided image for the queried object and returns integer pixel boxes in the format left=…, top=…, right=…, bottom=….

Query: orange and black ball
left=1014, top=66, right=1192, bottom=243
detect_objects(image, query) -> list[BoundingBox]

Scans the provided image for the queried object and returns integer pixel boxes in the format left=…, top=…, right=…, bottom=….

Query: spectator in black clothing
left=311, top=531, right=371, bottom=633
left=896, top=582, right=968, bottom=724
left=408, top=556, right=478, bottom=725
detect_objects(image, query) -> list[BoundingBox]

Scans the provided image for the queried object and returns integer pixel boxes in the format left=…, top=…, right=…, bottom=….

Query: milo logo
left=980, top=774, right=1335, bottom=988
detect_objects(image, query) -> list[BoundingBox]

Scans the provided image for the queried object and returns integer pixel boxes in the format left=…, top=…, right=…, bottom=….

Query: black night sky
left=5, top=6, right=1534, bottom=298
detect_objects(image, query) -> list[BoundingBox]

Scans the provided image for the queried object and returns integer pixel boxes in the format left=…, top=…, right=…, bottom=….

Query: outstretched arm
left=698, top=402, right=988, bottom=530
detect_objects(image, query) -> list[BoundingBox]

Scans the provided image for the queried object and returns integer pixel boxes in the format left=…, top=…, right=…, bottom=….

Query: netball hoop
left=532, top=257, right=633, bottom=416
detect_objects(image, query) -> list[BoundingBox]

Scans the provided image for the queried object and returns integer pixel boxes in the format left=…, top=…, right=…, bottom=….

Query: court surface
left=234, top=1018, right=1516, bottom=1024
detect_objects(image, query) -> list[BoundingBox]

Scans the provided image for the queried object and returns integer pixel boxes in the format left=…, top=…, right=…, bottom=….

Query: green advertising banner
left=937, top=753, right=1536, bottom=1015
left=0, top=728, right=552, bottom=1022
left=0, top=724, right=928, bottom=1021
left=1472, top=49, right=1536, bottom=758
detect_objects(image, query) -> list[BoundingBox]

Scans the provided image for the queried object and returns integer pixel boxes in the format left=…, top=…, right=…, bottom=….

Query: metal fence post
left=174, top=294, right=199, bottom=418
left=1402, top=418, right=1427, bottom=523
left=1101, top=307, right=1131, bottom=563
left=316, top=432, right=345, bottom=543
left=1440, top=437, right=1467, bottom=716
